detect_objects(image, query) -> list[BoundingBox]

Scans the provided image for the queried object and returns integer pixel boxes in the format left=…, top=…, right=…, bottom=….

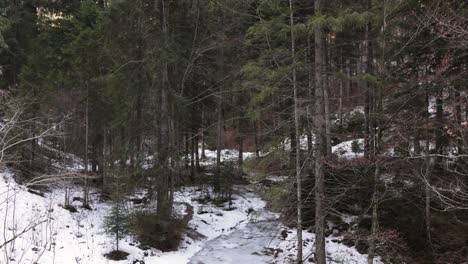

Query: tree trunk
left=254, top=120, right=260, bottom=159
left=289, top=1, right=302, bottom=262
left=157, top=0, right=172, bottom=219
left=424, top=157, right=433, bottom=253
left=345, top=59, right=351, bottom=99
left=290, top=129, right=297, bottom=169
left=83, top=85, right=90, bottom=207
left=425, top=94, right=433, bottom=252
left=215, top=11, right=225, bottom=190
left=191, top=132, right=195, bottom=180
left=314, top=0, right=326, bottom=262
left=201, top=107, right=206, bottom=159
left=102, top=128, right=109, bottom=194
left=195, top=133, right=200, bottom=172
left=116, top=231, right=119, bottom=252
left=238, top=129, right=243, bottom=170
left=435, top=90, right=444, bottom=167
left=368, top=3, right=382, bottom=262
left=367, top=163, right=379, bottom=264
left=324, top=40, right=331, bottom=155
left=339, top=55, right=344, bottom=129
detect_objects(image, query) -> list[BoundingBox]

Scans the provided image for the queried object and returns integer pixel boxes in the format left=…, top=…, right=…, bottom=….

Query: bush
left=104, top=250, right=129, bottom=261
left=214, top=161, right=240, bottom=202
left=258, top=184, right=289, bottom=213
left=130, top=212, right=186, bottom=252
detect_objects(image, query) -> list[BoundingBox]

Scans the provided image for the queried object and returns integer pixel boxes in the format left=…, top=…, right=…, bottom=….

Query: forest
left=0, top=0, right=467, bottom=263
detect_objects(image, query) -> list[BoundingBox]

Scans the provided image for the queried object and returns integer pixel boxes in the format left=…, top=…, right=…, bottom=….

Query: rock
left=280, top=229, right=288, bottom=239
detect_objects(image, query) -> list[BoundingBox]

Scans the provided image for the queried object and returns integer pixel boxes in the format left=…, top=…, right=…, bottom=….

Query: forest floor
left=0, top=145, right=381, bottom=264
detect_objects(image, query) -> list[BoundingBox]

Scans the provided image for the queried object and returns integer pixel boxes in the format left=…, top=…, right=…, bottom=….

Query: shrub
left=130, top=212, right=186, bottom=252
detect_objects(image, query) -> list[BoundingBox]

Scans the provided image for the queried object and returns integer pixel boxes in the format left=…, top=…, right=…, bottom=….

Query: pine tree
left=104, top=192, right=129, bottom=253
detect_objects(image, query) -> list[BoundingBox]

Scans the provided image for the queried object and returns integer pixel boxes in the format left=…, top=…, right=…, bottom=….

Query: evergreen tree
left=104, top=191, right=129, bottom=253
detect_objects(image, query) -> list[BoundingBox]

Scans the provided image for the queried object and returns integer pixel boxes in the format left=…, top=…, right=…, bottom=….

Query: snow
left=199, top=147, right=254, bottom=166
left=282, top=134, right=311, bottom=151
left=332, top=139, right=364, bottom=159
left=0, top=146, right=382, bottom=264
left=37, top=138, right=85, bottom=172
left=0, top=170, right=269, bottom=264
left=271, top=230, right=383, bottom=264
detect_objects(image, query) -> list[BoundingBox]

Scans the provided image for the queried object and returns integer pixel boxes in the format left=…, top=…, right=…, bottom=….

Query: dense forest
left=0, top=0, right=467, bottom=263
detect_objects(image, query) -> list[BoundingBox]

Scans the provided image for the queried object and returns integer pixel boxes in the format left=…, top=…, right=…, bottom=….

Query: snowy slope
left=0, top=170, right=269, bottom=264
left=1, top=145, right=382, bottom=264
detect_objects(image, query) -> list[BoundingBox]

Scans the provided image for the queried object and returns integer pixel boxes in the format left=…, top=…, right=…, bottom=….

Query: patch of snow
left=332, top=139, right=364, bottom=159
left=265, top=176, right=289, bottom=183
left=282, top=134, right=312, bottom=151
left=199, top=148, right=254, bottom=166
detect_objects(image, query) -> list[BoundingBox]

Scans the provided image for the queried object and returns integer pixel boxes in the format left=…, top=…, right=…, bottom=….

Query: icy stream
left=189, top=210, right=281, bottom=264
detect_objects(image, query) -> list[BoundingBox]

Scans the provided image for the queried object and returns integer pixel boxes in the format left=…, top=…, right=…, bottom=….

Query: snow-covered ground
left=0, top=143, right=382, bottom=264
left=0, top=169, right=266, bottom=264
left=0, top=169, right=381, bottom=264
left=199, top=148, right=255, bottom=166
left=332, top=139, right=364, bottom=159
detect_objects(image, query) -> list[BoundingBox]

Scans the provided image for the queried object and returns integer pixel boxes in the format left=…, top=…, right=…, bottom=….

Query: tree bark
left=254, top=120, right=260, bottom=159
left=324, top=40, right=331, bottom=155
left=314, top=0, right=326, bottom=263
left=238, top=126, right=243, bottom=170
left=201, top=107, right=206, bottom=159
left=215, top=10, right=225, bottom=190
left=83, top=84, right=90, bottom=207
left=157, top=0, right=172, bottom=218
left=289, top=1, right=302, bottom=262
left=195, top=133, right=200, bottom=172
left=367, top=163, right=379, bottom=264
left=191, top=132, right=195, bottom=180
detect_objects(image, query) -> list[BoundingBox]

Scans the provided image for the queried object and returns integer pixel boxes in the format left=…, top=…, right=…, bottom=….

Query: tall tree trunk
left=215, top=11, right=225, bottom=190
left=201, top=107, right=206, bottom=159
left=324, top=40, right=331, bottom=155
left=185, top=133, right=189, bottom=169
left=345, top=59, right=351, bottom=99
left=254, top=120, right=260, bottom=159
left=290, top=129, right=297, bottom=169
left=306, top=33, right=314, bottom=156
left=367, top=162, right=380, bottom=264
left=424, top=144, right=433, bottom=253
left=314, top=0, right=326, bottom=262
left=157, top=0, right=172, bottom=218
left=368, top=2, right=383, bottom=262
left=289, top=1, right=302, bottom=262
left=191, top=132, right=195, bottom=180
left=83, top=85, right=90, bottom=207
left=435, top=89, right=444, bottom=167
left=238, top=123, right=244, bottom=170
left=424, top=92, right=433, bottom=253
left=195, top=133, right=200, bottom=172
left=102, top=128, right=110, bottom=194
left=455, top=88, right=463, bottom=156
left=339, top=55, right=344, bottom=129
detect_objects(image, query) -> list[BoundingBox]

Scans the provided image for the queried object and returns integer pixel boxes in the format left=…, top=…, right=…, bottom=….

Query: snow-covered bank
left=0, top=170, right=266, bottom=264
left=1, top=167, right=382, bottom=264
